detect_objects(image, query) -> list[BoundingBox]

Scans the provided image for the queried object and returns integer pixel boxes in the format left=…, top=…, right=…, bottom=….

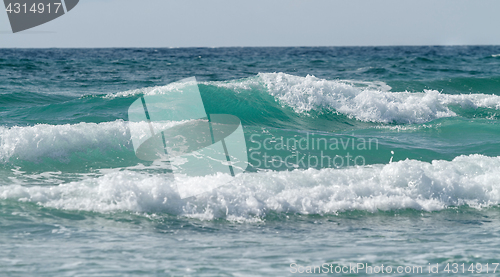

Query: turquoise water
left=2, top=47, right=500, bottom=276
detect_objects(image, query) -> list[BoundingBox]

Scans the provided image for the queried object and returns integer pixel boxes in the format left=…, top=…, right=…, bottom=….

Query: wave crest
left=0, top=120, right=131, bottom=163
left=104, top=73, right=500, bottom=124
left=2, top=154, right=500, bottom=221
left=258, top=73, right=500, bottom=124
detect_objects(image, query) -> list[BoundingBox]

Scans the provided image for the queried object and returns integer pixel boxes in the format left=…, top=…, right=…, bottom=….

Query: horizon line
left=1, top=44, right=500, bottom=49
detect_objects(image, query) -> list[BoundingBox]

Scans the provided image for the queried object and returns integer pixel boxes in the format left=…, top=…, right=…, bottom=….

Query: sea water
left=2, top=47, right=500, bottom=276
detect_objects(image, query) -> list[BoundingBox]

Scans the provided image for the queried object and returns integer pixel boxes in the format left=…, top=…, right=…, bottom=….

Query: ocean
left=1, top=46, right=500, bottom=276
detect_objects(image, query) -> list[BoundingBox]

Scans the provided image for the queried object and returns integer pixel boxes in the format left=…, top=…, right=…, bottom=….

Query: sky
left=1, top=0, right=500, bottom=48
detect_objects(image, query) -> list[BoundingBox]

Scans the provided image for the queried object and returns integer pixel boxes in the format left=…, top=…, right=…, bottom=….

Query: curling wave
left=105, top=73, right=500, bottom=124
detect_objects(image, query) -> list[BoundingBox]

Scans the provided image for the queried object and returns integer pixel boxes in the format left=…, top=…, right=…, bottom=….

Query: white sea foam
left=0, top=120, right=185, bottom=163
left=0, top=121, right=131, bottom=162
left=1, top=154, right=500, bottom=221
left=257, top=73, right=500, bottom=124
left=104, top=80, right=197, bottom=99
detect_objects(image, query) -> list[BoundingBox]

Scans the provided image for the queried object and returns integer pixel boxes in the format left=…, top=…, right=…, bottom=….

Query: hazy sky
left=1, top=0, right=500, bottom=48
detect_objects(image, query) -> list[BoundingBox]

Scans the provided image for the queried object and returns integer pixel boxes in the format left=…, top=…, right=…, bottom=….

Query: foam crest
left=104, top=81, right=195, bottom=99
left=2, top=155, right=500, bottom=221
left=0, top=120, right=193, bottom=163
left=258, top=73, right=500, bottom=124
left=0, top=121, right=135, bottom=163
